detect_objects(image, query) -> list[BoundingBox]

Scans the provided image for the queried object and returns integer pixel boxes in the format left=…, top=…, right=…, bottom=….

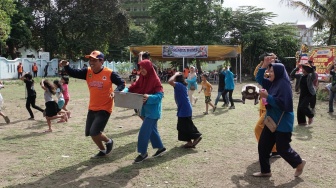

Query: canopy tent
left=129, top=45, right=242, bottom=82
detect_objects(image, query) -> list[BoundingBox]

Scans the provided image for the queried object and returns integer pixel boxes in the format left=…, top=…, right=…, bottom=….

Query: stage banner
left=162, top=46, right=208, bottom=58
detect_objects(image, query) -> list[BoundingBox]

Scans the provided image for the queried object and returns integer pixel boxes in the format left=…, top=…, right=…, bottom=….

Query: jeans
left=137, top=117, right=164, bottom=155
left=214, top=91, right=228, bottom=106
left=329, top=91, right=335, bottom=112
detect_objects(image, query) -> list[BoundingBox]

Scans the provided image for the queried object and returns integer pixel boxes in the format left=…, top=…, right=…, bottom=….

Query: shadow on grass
left=2, top=131, right=47, bottom=140
left=108, top=129, right=139, bottom=139
left=12, top=146, right=196, bottom=188
left=231, top=161, right=304, bottom=188
left=293, top=126, right=313, bottom=141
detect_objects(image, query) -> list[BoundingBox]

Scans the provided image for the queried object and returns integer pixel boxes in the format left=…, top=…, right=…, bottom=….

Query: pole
left=239, top=54, right=242, bottom=83
left=129, top=49, right=132, bottom=68
left=235, top=57, right=238, bottom=83
left=183, top=57, right=185, bottom=71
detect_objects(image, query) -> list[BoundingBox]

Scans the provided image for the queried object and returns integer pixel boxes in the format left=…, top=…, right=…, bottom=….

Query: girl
left=41, top=79, right=67, bottom=132
left=168, top=72, right=202, bottom=148
left=54, top=79, right=66, bottom=123
left=0, top=81, right=10, bottom=124
left=198, top=74, right=216, bottom=115
left=20, top=72, right=44, bottom=120
left=123, top=59, right=166, bottom=164
left=61, top=76, right=71, bottom=118
left=254, top=58, right=305, bottom=177
left=186, top=66, right=198, bottom=105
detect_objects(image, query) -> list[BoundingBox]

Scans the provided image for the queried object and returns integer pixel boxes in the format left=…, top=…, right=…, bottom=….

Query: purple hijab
left=266, top=63, right=293, bottom=112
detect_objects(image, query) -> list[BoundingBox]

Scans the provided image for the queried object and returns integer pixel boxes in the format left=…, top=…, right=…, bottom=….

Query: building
left=120, top=0, right=152, bottom=25
left=296, top=24, right=314, bottom=46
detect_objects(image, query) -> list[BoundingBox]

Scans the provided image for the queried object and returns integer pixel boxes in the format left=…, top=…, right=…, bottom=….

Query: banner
left=309, top=47, right=335, bottom=81
left=162, top=46, right=208, bottom=58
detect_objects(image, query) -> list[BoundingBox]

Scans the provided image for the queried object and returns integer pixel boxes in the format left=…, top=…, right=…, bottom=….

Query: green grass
left=0, top=78, right=335, bottom=187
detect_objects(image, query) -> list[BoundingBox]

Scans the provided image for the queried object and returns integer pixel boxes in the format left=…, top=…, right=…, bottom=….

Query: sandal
left=44, top=129, right=52, bottom=133
left=192, top=137, right=202, bottom=147
left=181, top=143, right=195, bottom=149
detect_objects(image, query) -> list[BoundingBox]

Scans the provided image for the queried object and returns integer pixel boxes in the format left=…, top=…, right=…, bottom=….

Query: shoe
left=294, top=159, right=306, bottom=177
left=229, top=106, right=235, bottom=109
left=4, top=116, right=10, bottom=124
left=192, top=137, right=202, bottom=147
left=270, top=152, right=281, bottom=158
left=91, top=151, right=107, bottom=159
left=153, top=147, right=166, bottom=157
left=213, top=107, right=217, bottom=112
left=182, top=144, right=195, bottom=149
left=253, top=172, right=272, bottom=177
left=28, top=117, right=35, bottom=120
left=203, top=112, right=208, bottom=115
left=134, top=153, right=148, bottom=163
left=105, top=140, right=113, bottom=155
left=328, top=111, right=334, bottom=113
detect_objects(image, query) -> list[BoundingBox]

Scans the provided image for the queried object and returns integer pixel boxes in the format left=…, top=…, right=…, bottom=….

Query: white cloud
left=223, top=0, right=316, bottom=27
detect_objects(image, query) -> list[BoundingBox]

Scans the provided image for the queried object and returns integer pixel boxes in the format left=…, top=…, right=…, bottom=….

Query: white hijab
left=188, top=66, right=197, bottom=79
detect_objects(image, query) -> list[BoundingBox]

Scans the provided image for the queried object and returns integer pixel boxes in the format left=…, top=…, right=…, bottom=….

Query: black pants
left=258, top=126, right=302, bottom=173
left=223, top=89, right=234, bottom=106
left=294, top=75, right=301, bottom=93
left=297, top=95, right=314, bottom=124
left=18, top=72, right=23, bottom=79
left=310, top=94, right=316, bottom=109
left=33, top=71, right=37, bottom=77
left=26, top=96, right=44, bottom=118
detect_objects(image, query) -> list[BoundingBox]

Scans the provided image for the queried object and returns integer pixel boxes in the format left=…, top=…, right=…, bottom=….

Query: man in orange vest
left=17, top=62, right=23, bottom=79
left=32, top=63, right=38, bottom=77
left=60, top=50, right=125, bottom=158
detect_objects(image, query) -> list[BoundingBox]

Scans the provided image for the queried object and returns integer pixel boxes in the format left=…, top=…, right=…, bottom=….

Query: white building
left=296, top=24, right=314, bottom=46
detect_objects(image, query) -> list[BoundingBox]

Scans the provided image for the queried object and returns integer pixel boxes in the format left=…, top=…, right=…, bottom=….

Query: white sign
left=38, top=52, right=50, bottom=61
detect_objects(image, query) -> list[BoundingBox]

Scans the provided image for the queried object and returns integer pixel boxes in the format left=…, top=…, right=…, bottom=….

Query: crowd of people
left=2, top=49, right=336, bottom=180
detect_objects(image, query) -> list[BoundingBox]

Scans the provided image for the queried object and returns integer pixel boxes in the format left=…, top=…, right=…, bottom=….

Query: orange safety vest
left=17, top=65, right=23, bottom=73
left=86, top=67, right=114, bottom=113
left=32, top=65, right=38, bottom=72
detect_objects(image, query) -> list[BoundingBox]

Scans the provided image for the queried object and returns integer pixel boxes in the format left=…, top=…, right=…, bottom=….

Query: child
left=123, top=59, right=166, bottom=164
left=20, top=72, right=44, bottom=120
left=40, top=79, right=67, bottom=132
left=198, top=74, right=216, bottom=115
left=61, top=76, right=71, bottom=118
left=0, top=81, right=10, bottom=124
left=168, top=72, right=202, bottom=148
left=54, top=79, right=66, bottom=123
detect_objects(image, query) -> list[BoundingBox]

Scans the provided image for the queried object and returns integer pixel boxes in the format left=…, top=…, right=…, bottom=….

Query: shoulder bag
left=264, top=112, right=285, bottom=133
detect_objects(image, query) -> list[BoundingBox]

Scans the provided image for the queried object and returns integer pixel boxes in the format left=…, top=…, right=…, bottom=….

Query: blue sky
left=223, top=0, right=316, bottom=27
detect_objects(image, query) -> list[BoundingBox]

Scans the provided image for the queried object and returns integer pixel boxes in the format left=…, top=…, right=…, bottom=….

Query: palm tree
left=281, top=0, right=336, bottom=45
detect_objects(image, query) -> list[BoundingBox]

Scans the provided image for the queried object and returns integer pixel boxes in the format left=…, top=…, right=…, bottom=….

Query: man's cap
left=85, top=50, right=104, bottom=60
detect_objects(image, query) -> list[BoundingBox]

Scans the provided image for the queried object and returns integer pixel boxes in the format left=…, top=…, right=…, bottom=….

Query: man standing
left=60, top=50, right=125, bottom=158
left=43, top=63, right=49, bottom=77
left=17, top=62, right=23, bottom=79
left=32, top=63, right=38, bottom=77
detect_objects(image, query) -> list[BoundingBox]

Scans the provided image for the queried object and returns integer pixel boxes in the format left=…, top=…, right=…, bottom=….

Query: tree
left=0, top=0, right=16, bottom=56
left=23, top=0, right=129, bottom=60
left=281, top=0, right=336, bottom=45
left=6, top=1, right=34, bottom=59
left=149, top=0, right=231, bottom=71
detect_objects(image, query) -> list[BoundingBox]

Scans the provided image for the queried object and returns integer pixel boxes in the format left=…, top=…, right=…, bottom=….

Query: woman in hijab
left=253, top=56, right=306, bottom=177
left=290, top=62, right=316, bottom=125
left=123, top=59, right=166, bottom=163
left=186, top=66, right=198, bottom=105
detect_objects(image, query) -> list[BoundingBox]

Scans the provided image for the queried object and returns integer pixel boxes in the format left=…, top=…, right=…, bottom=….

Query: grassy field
left=0, top=77, right=335, bottom=188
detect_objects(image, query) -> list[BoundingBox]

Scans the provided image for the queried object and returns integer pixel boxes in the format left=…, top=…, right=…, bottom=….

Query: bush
left=316, top=89, right=329, bottom=101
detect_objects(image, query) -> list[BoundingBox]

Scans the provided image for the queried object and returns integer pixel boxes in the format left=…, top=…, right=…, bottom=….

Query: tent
left=129, top=45, right=242, bottom=82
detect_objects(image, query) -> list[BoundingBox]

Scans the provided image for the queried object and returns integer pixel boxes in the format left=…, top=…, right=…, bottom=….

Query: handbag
left=264, top=112, right=285, bottom=133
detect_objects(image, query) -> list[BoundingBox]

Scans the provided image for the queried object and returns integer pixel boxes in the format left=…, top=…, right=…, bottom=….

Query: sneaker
left=91, top=151, right=107, bottom=159
left=229, top=106, right=235, bottom=109
left=153, top=147, right=166, bottom=157
left=134, top=153, right=148, bottom=163
left=28, top=117, right=35, bottom=120
left=4, top=116, right=10, bottom=124
left=105, top=140, right=114, bottom=155
left=270, top=152, right=281, bottom=158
